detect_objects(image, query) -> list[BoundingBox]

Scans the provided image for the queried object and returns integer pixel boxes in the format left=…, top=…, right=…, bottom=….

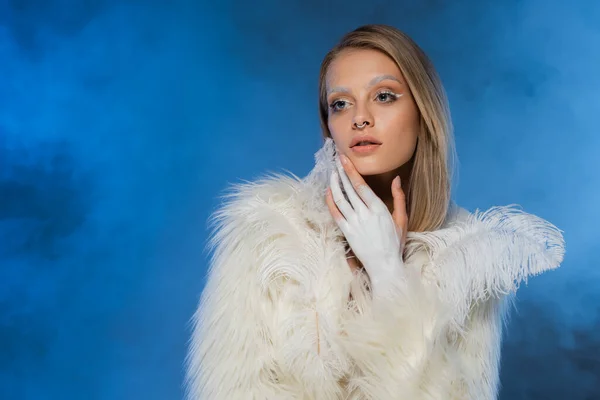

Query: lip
left=350, top=135, right=382, bottom=148
left=351, top=144, right=381, bottom=154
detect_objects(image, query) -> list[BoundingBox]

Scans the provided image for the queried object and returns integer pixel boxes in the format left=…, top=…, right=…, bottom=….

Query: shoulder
left=206, top=172, right=307, bottom=249
left=442, top=201, right=472, bottom=227
left=442, top=202, right=565, bottom=264
left=411, top=202, right=565, bottom=321
left=211, top=172, right=304, bottom=221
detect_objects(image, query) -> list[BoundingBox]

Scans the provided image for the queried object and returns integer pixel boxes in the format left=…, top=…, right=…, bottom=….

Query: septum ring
left=355, top=122, right=368, bottom=129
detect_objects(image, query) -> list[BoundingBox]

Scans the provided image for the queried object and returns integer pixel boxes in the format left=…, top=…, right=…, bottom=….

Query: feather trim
left=408, top=204, right=565, bottom=327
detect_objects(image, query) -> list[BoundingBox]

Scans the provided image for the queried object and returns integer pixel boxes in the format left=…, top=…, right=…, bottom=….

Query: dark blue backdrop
left=1, top=1, right=598, bottom=399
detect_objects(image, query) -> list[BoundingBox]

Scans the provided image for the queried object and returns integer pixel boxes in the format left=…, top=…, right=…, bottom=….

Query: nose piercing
left=355, top=121, right=368, bottom=129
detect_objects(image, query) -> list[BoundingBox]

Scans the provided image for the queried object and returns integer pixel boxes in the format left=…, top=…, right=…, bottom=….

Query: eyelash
left=328, top=90, right=401, bottom=113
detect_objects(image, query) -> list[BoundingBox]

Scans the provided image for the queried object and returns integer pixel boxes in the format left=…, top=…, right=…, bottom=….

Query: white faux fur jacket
left=185, top=138, right=565, bottom=400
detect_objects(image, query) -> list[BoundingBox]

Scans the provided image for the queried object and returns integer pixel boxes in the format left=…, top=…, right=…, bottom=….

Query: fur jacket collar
left=185, top=138, right=565, bottom=400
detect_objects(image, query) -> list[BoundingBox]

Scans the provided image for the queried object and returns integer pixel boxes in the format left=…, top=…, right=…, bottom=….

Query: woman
left=185, top=24, right=565, bottom=399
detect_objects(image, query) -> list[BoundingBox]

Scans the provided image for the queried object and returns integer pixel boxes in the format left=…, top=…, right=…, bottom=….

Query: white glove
left=326, top=154, right=406, bottom=299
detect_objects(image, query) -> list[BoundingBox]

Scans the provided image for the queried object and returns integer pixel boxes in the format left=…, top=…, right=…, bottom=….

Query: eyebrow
left=327, top=74, right=403, bottom=96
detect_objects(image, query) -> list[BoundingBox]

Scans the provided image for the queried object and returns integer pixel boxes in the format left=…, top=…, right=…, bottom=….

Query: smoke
left=0, top=1, right=238, bottom=398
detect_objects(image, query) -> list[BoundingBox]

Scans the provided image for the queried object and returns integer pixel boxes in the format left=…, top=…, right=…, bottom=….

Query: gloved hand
left=325, top=153, right=408, bottom=300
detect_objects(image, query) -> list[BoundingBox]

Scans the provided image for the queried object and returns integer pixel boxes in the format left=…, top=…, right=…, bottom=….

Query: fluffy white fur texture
left=185, top=138, right=565, bottom=400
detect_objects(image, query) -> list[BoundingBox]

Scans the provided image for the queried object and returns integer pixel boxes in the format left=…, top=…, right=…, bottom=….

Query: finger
left=329, top=170, right=355, bottom=220
left=335, top=156, right=368, bottom=214
left=391, top=176, right=408, bottom=242
left=325, top=186, right=342, bottom=221
left=337, top=154, right=384, bottom=211
left=325, top=186, right=351, bottom=233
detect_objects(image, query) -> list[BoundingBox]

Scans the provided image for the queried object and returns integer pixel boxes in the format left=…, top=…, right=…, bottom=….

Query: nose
left=352, top=105, right=373, bottom=130
left=353, top=120, right=370, bottom=129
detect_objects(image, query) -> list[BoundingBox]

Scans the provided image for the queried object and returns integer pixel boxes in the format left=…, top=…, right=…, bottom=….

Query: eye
left=329, top=99, right=350, bottom=113
left=375, top=90, right=401, bottom=103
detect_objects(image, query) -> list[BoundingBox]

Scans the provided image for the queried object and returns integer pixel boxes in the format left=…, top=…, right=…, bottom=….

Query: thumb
left=391, top=176, right=407, bottom=241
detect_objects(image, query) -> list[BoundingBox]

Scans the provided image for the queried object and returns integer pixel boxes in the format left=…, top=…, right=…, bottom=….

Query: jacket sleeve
left=184, top=177, right=347, bottom=400
left=450, top=296, right=507, bottom=400
left=418, top=205, right=563, bottom=399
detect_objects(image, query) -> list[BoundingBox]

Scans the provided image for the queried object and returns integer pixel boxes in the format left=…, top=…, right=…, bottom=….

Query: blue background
left=1, top=0, right=598, bottom=398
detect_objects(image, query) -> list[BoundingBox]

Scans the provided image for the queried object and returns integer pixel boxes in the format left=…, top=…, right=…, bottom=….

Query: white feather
left=408, top=204, right=565, bottom=329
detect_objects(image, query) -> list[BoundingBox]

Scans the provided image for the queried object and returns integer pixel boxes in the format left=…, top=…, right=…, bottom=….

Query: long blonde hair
left=318, top=24, right=456, bottom=232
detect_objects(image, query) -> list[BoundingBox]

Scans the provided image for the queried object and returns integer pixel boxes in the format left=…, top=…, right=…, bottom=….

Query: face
left=325, top=48, right=420, bottom=176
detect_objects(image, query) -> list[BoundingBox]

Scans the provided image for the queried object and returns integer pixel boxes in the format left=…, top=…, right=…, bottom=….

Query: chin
left=348, top=148, right=414, bottom=177
left=351, top=161, right=389, bottom=177
left=351, top=155, right=408, bottom=177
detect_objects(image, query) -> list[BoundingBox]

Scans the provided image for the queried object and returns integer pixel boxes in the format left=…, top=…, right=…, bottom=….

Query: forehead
left=326, top=48, right=403, bottom=87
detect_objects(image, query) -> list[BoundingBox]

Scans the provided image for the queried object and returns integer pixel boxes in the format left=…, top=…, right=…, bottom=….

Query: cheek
left=327, top=116, right=349, bottom=142
left=381, top=108, right=419, bottom=154
left=387, top=105, right=419, bottom=138
left=382, top=107, right=419, bottom=138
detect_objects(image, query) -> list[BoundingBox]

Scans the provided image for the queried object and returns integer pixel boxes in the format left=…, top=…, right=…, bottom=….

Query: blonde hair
left=318, top=24, right=456, bottom=232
